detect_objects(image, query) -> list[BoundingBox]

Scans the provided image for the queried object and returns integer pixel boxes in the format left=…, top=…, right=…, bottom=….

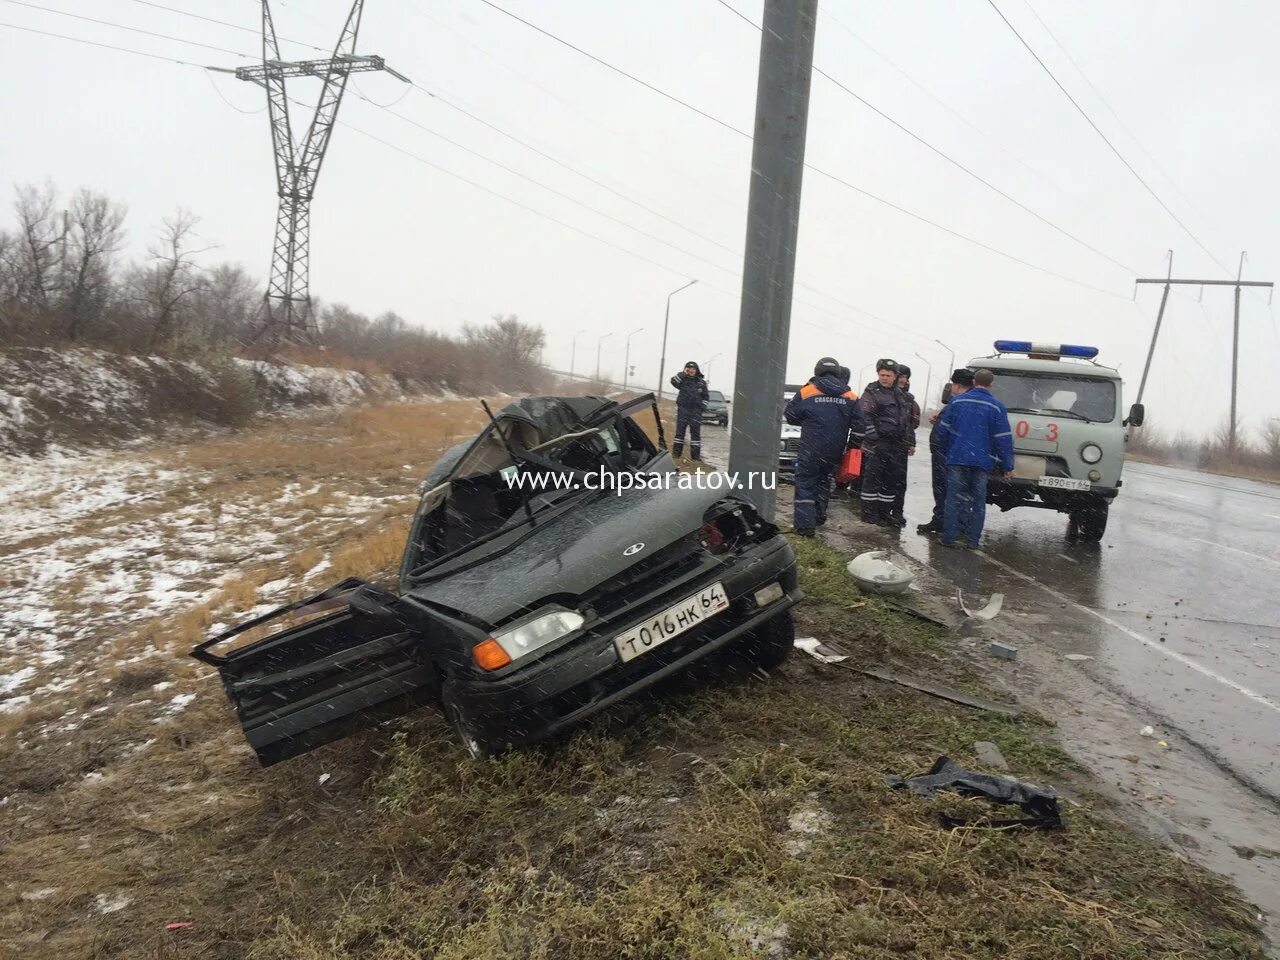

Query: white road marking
left=977, top=552, right=1280, bottom=716
left=1056, top=553, right=1078, bottom=563
left=1266, top=514, right=1280, bottom=521
left=1162, top=491, right=1194, bottom=501
left=1188, top=537, right=1280, bottom=568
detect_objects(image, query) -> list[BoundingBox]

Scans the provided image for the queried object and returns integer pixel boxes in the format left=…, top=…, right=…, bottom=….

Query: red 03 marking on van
left=1014, top=420, right=1059, bottom=441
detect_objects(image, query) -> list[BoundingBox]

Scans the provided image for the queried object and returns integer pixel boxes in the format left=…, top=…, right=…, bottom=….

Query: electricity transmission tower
left=217, top=1, right=406, bottom=346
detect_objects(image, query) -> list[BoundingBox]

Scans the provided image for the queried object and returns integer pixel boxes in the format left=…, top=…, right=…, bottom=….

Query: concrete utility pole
left=727, top=0, right=819, bottom=520
left=216, top=0, right=407, bottom=347
left=657, top=279, right=698, bottom=400
left=1134, top=252, right=1272, bottom=454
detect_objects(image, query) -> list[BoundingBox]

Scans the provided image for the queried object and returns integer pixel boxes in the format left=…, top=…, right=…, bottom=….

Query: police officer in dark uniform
left=858, top=359, right=915, bottom=526
left=918, top=368, right=974, bottom=536
left=887, top=365, right=922, bottom=527
left=784, top=357, right=862, bottom=536
left=669, top=360, right=709, bottom=461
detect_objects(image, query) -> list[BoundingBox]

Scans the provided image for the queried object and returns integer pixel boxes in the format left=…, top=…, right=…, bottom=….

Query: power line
left=472, top=0, right=1129, bottom=300
left=712, top=0, right=1137, bottom=276
left=120, top=0, right=328, bottom=53
left=1, top=0, right=251, bottom=57
left=820, top=4, right=1091, bottom=209
left=0, top=18, right=200, bottom=64
left=1018, top=0, right=1213, bottom=230
left=983, top=0, right=1234, bottom=279
left=353, top=89, right=943, bottom=348
left=473, top=0, right=743, bottom=138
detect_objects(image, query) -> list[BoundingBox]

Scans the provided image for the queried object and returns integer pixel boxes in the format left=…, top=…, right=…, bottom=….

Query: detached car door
left=191, top=579, right=440, bottom=766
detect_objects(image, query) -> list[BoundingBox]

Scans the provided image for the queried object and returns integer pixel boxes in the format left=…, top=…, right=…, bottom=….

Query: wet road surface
left=700, top=424, right=1280, bottom=927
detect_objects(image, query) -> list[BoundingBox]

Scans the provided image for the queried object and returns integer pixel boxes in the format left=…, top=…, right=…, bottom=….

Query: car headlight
left=1080, top=443, right=1103, bottom=464
left=474, top=607, right=585, bottom=670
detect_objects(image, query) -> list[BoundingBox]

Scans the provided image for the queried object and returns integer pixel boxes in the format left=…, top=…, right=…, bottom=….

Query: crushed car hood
left=409, top=481, right=727, bottom=624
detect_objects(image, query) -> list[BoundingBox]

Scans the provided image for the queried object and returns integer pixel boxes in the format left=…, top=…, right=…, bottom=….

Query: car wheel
left=1068, top=500, right=1108, bottom=543
left=732, top=608, right=795, bottom=672
left=442, top=686, right=499, bottom=760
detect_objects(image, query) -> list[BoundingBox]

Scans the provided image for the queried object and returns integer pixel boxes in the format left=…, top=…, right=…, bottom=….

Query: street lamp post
left=913, top=352, right=933, bottom=417
left=657, top=279, right=698, bottom=399
left=569, top=328, right=586, bottom=379
left=623, top=327, right=644, bottom=391
left=703, top=352, right=722, bottom=379
left=934, top=339, right=955, bottom=378
left=596, top=332, right=613, bottom=384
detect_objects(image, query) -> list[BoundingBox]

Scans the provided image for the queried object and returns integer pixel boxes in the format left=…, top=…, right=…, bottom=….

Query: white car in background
left=779, top=383, right=803, bottom=480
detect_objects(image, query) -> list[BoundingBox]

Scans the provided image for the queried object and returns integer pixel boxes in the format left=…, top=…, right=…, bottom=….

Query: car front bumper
left=447, top=535, right=800, bottom=749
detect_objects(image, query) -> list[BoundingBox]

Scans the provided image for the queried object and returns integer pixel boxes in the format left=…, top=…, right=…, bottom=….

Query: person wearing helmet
left=783, top=357, right=862, bottom=536
left=858, top=359, right=915, bottom=526
left=918, top=368, right=974, bottom=536
left=669, top=360, right=709, bottom=461
left=885, top=365, right=922, bottom=526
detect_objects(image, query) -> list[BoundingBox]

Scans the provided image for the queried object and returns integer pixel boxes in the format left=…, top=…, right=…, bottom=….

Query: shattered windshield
left=405, top=397, right=664, bottom=575
left=986, top=370, right=1117, bottom=423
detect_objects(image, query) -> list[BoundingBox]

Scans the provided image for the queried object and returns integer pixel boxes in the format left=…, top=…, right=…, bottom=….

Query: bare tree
left=191, top=263, right=260, bottom=343
left=59, top=189, right=126, bottom=340
left=463, top=314, right=546, bottom=389
left=130, top=211, right=208, bottom=351
left=11, top=183, right=66, bottom=313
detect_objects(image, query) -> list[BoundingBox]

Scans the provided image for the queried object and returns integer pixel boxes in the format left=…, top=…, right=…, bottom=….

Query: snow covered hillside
left=0, top=347, right=444, bottom=456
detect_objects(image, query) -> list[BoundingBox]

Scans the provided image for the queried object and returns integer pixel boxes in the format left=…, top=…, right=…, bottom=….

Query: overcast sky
left=3, top=0, right=1278, bottom=436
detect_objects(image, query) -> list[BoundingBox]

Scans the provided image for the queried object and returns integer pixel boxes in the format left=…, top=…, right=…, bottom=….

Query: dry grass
left=0, top=399, right=1267, bottom=959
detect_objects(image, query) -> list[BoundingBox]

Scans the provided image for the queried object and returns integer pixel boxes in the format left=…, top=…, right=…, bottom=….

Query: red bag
left=835, top=447, right=862, bottom=484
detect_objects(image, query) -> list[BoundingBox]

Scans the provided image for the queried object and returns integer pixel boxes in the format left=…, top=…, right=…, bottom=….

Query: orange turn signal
left=472, top=638, right=512, bottom=671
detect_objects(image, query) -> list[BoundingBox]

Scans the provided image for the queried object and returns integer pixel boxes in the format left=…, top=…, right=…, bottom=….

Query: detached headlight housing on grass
left=1080, top=443, right=1103, bottom=464
left=474, top=607, right=585, bottom=670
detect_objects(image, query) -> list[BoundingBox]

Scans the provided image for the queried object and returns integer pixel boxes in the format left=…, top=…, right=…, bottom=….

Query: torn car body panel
left=193, top=394, right=799, bottom=765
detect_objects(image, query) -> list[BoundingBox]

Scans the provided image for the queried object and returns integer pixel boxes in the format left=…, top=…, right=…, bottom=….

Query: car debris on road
left=192, top=394, right=801, bottom=763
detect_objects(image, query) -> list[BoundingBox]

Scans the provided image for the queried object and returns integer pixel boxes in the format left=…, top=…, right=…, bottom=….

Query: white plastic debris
left=845, top=551, right=913, bottom=595
left=793, top=637, right=847, bottom=664
left=1140, top=725, right=1155, bottom=737
left=1064, top=654, right=1094, bottom=662
left=956, top=589, right=1004, bottom=621
left=318, top=773, right=331, bottom=786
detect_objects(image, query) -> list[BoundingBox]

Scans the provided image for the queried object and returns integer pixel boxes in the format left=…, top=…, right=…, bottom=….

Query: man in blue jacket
left=784, top=357, right=862, bottom=536
left=935, top=368, right=1015, bottom=548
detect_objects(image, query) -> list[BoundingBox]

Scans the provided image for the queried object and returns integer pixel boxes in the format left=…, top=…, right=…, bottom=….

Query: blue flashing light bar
left=994, top=340, right=1099, bottom=360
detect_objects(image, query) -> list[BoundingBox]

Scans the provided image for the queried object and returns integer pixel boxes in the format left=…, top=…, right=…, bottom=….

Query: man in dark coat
left=918, top=368, right=974, bottom=536
left=784, top=357, right=862, bottom=535
left=858, top=359, right=915, bottom=525
left=669, top=360, right=709, bottom=460
left=886, top=365, right=922, bottom=527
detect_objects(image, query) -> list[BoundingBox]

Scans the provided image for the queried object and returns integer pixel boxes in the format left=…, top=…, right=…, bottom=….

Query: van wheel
left=442, top=687, right=499, bottom=760
left=1068, top=500, right=1108, bottom=543
left=733, top=609, right=795, bottom=672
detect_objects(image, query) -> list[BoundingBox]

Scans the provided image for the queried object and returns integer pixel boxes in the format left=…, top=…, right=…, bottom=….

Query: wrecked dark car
left=192, top=394, right=800, bottom=763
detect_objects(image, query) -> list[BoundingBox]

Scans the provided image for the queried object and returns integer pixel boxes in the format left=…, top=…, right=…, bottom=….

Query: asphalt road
left=701, top=423, right=1279, bottom=802
left=701, top=422, right=1280, bottom=926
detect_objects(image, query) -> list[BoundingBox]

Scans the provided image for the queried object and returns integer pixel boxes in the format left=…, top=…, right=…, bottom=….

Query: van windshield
left=986, top=370, right=1117, bottom=423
